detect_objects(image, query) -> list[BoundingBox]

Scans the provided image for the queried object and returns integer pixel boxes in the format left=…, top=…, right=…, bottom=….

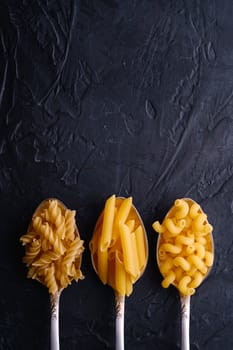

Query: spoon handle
left=180, top=295, right=190, bottom=350
left=50, top=291, right=61, bottom=350
left=115, top=292, right=125, bottom=350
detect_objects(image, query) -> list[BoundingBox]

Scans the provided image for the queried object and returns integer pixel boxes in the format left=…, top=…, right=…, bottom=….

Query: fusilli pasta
left=20, top=198, right=84, bottom=294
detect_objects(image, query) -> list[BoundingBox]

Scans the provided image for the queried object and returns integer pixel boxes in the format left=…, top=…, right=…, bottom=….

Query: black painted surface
left=0, top=1, right=232, bottom=349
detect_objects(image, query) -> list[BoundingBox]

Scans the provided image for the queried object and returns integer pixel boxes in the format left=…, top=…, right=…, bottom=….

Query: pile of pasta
left=20, top=199, right=84, bottom=295
left=89, top=195, right=148, bottom=296
left=153, top=198, right=214, bottom=296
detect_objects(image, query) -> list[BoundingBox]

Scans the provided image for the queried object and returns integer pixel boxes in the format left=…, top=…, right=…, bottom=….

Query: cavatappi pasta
left=153, top=198, right=214, bottom=296
left=20, top=199, right=84, bottom=295
left=89, top=195, right=147, bottom=296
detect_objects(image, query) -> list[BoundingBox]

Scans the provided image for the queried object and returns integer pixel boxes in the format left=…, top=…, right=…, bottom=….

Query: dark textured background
left=0, top=1, right=232, bottom=349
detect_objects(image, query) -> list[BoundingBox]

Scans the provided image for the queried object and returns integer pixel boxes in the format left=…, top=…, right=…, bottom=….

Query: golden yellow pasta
left=20, top=199, right=84, bottom=295
left=152, top=198, right=214, bottom=296
left=90, top=195, right=147, bottom=296
left=99, top=194, right=116, bottom=251
left=178, top=276, right=195, bottom=296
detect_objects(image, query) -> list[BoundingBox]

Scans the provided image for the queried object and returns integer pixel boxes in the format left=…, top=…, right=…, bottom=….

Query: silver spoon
left=156, top=198, right=214, bottom=350
left=91, top=196, right=148, bottom=350
left=26, top=198, right=83, bottom=350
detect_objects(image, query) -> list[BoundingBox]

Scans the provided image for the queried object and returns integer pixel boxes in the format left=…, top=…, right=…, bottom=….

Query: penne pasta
left=134, top=225, right=147, bottom=270
left=111, top=197, right=132, bottom=245
left=90, top=195, right=147, bottom=297
left=97, top=247, right=108, bottom=284
left=119, top=223, right=140, bottom=279
left=115, top=251, right=126, bottom=296
left=99, top=195, right=116, bottom=251
left=126, top=219, right=135, bottom=232
left=125, top=272, right=133, bottom=296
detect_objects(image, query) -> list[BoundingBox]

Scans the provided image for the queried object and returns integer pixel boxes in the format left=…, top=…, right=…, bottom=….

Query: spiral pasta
left=152, top=198, right=214, bottom=296
left=20, top=199, right=84, bottom=295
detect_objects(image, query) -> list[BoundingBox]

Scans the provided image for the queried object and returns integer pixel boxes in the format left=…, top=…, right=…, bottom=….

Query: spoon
left=90, top=196, right=148, bottom=350
left=156, top=198, right=214, bottom=350
left=22, top=198, right=84, bottom=350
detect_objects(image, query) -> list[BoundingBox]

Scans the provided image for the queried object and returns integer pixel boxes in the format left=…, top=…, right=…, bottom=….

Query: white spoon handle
left=50, top=291, right=61, bottom=350
left=180, top=295, right=190, bottom=350
left=115, top=292, right=125, bottom=350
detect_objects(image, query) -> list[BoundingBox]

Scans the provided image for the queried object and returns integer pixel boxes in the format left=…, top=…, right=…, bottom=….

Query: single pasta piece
left=175, top=234, right=194, bottom=246
left=159, top=243, right=182, bottom=255
left=99, top=194, right=116, bottom=251
left=173, top=256, right=190, bottom=271
left=159, top=257, right=173, bottom=274
left=20, top=199, right=84, bottom=295
left=162, top=271, right=176, bottom=288
left=89, top=195, right=147, bottom=297
left=152, top=198, right=214, bottom=296
left=163, top=218, right=185, bottom=236
left=174, top=199, right=189, bottom=219
left=178, top=276, right=195, bottom=296
left=97, top=245, right=108, bottom=284
left=152, top=221, right=165, bottom=233
left=189, top=202, right=201, bottom=218
left=189, top=271, right=203, bottom=289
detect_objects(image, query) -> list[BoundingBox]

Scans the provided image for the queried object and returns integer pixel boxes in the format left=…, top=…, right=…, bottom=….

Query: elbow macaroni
left=153, top=198, right=214, bottom=296
left=89, top=195, right=148, bottom=297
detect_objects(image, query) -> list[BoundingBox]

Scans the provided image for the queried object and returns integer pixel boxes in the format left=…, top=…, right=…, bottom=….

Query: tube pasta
left=178, top=276, right=195, bottom=296
left=110, top=198, right=132, bottom=246
left=175, top=234, right=194, bottom=246
left=159, top=243, right=182, bottom=255
left=205, top=251, right=214, bottom=267
left=189, top=202, right=201, bottom=218
left=163, top=218, right=185, bottom=235
left=187, top=255, right=208, bottom=274
left=189, top=271, right=203, bottom=289
left=174, top=199, right=189, bottom=219
left=119, top=224, right=140, bottom=279
left=194, top=242, right=205, bottom=259
left=134, top=225, right=147, bottom=269
left=162, top=271, right=176, bottom=288
left=115, top=252, right=126, bottom=296
left=126, top=219, right=135, bottom=232
left=20, top=199, right=84, bottom=295
left=89, top=195, right=147, bottom=297
left=99, top=194, right=116, bottom=251
left=159, top=257, right=173, bottom=274
left=173, top=256, right=190, bottom=271
left=192, top=213, right=207, bottom=232
left=152, top=198, right=214, bottom=296
left=97, top=246, right=108, bottom=284
left=152, top=221, right=165, bottom=233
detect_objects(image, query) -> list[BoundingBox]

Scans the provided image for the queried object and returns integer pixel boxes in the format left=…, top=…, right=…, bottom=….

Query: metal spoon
left=156, top=198, right=214, bottom=350
left=91, top=196, right=148, bottom=350
left=27, top=198, right=83, bottom=350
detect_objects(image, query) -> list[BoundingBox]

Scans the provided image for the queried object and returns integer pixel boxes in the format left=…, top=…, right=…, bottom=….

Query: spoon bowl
left=156, top=198, right=214, bottom=350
